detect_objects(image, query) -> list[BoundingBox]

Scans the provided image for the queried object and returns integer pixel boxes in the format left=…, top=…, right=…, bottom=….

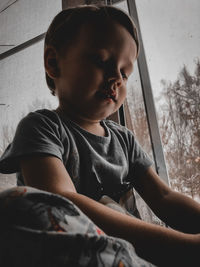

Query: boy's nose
left=107, top=69, right=123, bottom=89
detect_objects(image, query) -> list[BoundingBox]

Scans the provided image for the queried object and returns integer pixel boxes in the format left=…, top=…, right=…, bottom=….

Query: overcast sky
left=134, top=0, right=200, bottom=96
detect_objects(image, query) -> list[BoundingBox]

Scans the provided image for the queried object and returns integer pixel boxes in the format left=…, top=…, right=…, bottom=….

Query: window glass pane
left=0, top=1, right=16, bottom=12
left=135, top=0, right=200, bottom=202
left=126, top=63, right=154, bottom=161
left=0, top=0, right=62, bottom=54
left=114, top=0, right=129, bottom=10
left=0, top=41, right=58, bottom=189
left=0, top=41, right=58, bottom=148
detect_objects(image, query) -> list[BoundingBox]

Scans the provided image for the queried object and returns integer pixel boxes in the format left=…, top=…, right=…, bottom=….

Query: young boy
left=0, top=5, right=199, bottom=266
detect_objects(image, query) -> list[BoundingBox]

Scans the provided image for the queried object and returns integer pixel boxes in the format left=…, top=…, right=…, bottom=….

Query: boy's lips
left=97, top=89, right=117, bottom=102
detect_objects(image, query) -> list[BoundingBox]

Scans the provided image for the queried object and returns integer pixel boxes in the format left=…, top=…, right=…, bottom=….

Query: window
left=135, top=0, right=200, bottom=202
left=0, top=0, right=62, bottom=54
left=0, top=0, right=61, bottom=189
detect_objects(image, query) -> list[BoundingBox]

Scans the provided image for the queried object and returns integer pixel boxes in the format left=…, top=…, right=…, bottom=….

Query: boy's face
left=55, top=20, right=137, bottom=121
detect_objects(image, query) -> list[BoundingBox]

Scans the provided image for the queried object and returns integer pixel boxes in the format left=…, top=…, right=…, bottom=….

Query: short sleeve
left=103, top=120, right=153, bottom=183
left=0, top=111, right=66, bottom=174
left=128, top=131, right=153, bottom=179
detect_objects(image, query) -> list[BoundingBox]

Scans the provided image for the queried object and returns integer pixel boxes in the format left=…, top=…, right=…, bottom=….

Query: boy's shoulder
left=20, top=109, right=61, bottom=126
left=16, top=109, right=64, bottom=137
left=23, top=108, right=58, bottom=120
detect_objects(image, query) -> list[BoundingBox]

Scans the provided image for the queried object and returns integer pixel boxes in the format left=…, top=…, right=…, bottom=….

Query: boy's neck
left=55, top=107, right=106, bottom=137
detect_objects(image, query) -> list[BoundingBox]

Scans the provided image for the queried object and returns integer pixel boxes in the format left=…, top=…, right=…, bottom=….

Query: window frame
left=0, top=33, right=45, bottom=60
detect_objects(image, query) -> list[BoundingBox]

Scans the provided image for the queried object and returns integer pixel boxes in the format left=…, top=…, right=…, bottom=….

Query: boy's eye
left=90, top=54, right=129, bottom=81
left=91, top=55, right=105, bottom=67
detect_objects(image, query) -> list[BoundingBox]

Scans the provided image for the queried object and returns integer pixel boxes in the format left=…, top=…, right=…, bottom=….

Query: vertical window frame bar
left=127, top=0, right=169, bottom=185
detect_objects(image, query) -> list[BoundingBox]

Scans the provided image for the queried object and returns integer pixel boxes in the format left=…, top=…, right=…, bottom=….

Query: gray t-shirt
left=0, top=109, right=152, bottom=201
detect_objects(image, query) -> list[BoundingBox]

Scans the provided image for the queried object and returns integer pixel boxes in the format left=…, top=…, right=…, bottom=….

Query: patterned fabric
left=0, top=186, right=153, bottom=267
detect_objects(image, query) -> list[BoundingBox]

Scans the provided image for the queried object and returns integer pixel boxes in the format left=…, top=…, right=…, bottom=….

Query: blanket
left=0, top=186, right=153, bottom=267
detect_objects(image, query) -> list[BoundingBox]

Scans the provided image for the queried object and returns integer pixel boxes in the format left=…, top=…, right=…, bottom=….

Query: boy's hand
left=133, top=166, right=200, bottom=233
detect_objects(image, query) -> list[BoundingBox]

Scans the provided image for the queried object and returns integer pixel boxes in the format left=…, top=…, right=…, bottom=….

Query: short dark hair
left=44, top=5, right=140, bottom=96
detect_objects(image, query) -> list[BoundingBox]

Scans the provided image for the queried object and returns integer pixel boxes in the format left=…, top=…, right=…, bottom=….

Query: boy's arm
left=20, top=155, right=77, bottom=194
left=21, top=155, right=200, bottom=234
left=20, top=156, right=199, bottom=266
left=133, top=166, right=200, bottom=233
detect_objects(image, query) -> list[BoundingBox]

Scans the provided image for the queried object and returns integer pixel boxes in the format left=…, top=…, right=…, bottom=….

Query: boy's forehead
left=78, top=20, right=135, bottom=50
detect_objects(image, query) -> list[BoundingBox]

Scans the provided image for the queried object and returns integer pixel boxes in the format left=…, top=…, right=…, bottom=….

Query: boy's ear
left=44, top=47, right=60, bottom=79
